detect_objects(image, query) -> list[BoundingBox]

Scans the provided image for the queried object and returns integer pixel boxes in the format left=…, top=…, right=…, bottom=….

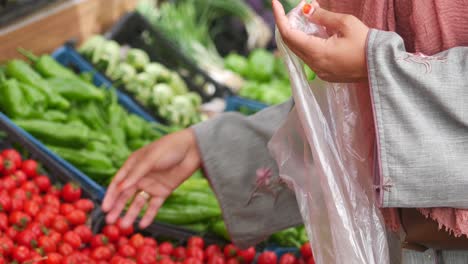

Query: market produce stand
left=0, top=0, right=137, bottom=62
left=0, top=0, right=316, bottom=261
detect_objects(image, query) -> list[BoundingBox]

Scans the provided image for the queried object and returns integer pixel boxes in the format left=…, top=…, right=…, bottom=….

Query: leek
left=137, top=0, right=272, bottom=92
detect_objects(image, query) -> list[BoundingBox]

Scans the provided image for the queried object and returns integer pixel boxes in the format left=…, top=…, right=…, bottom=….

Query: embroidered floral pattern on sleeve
left=245, top=168, right=287, bottom=206
left=396, top=52, right=447, bottom=74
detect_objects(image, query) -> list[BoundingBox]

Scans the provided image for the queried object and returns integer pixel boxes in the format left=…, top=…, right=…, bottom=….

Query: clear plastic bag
left=268, top=2, right=389, bottom=263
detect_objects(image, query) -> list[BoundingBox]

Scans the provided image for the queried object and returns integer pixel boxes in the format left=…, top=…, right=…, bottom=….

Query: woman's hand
left=101, top=129, right=201, bottom=229
left=272, top=0, right=369, bottom=83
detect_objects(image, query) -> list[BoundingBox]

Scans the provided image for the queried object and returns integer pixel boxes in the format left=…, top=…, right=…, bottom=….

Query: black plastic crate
left=0, top=112, right=101, bottom=203
left=0, top=0, right=61, bottom=26
left=105, top=12, right=233, bottom=103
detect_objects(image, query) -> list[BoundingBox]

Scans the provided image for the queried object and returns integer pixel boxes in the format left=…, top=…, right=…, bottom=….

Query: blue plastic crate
left=52, top=45, right=156, bottom=122
left=224, top=96, right=268, bottom=114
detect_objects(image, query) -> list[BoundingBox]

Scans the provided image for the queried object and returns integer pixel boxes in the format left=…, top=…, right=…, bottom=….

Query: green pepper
left=128, top=139, right=152, bottom=151
left=107, top=104, right=127, bottom=146
left=13, top=119, right=101, bottom=147
left=5, top=60, right=70, bottom=110
left=77, top=101, right=107, bottom=132
left=270, top=227, right=302, bottom=248
left=155, top=204, right=221, bottom=225
left=297, top=226, right=309, bottom=245
left=247, top=49, right=275, bottom=82
left=140, top=123, right=164, bottom=141
left=151, top=122, right=180, bottom=135
left=165, top=189, right=219, bottom=208
left=47, top=145, right=115, bottom=170
left=191, top=170, right=204, bottom=179
left=87, top=141, right=110, bottom=154
left=177, top=223, right=209, bottom=233
left=0, top=79, right=31, bottom=118
left=47, top=77, right=105, bottom=101
left=210, top=220, right=230, bottom=240
left=81, top=166, right=118, bottom=186
left=107, top=144, right=131, bottom=167
left=225, top=53, right=248, bottom=76
left=18, top=83, right=47, bottom=112
left=18, top=49, right=76, bottom=79
left=125, top=114, right=145, bottom=140
left=177, top=178, right=211, bottom=193
left=41, top=110, right=68, bottom=122
left=79, top=72, right=94, bottom=83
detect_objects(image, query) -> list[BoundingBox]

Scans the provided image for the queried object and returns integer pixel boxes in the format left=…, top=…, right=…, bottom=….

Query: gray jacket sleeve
left=192, top=100, right=303, bottom=248
left=367, top=29, right=468, bottom=208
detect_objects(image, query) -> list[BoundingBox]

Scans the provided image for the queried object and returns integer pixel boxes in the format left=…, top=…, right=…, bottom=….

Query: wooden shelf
left=0, top=0, right=137, bottom=62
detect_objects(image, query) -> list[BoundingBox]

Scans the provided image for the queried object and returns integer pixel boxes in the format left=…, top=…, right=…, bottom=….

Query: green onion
left=137, top=0, right=272, bottom=92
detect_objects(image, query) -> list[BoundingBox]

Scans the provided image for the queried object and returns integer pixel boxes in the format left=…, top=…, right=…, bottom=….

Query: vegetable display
left=225, top=49, right=316, bottom=105
left=0, top=147, right=259, bottom=264
left=137, top=0, right=270, bottom=92
left=0, top=50, right=227, bottom=239
left=0, top=51, right=168, bottom=187
left=79, top=35, right=205, bottom=128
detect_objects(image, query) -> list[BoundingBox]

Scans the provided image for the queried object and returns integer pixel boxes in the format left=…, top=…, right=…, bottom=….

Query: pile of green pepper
left=0, top=51, right=167, bottom=185
left=142, top=172, right=230, bottom=240
left=79, top=36, right=206, bottom=128
left=269, top=226, right=309, bottom=248
left=225, top=49, right=316, bottom=105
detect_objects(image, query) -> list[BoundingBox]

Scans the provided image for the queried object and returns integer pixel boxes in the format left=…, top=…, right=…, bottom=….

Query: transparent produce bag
left=268, top=2, right=390, bottom=263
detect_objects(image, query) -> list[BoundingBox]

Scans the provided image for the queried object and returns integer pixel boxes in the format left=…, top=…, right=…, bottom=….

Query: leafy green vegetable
left=246, top=49, right=275, bottom=82
left=225, top=53, right=249, bottom=76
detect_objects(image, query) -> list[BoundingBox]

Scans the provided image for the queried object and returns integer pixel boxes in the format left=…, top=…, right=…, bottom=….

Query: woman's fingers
left=118, top=150, right=161, bottom=191
left=272, top=0, right=326, bottom=59
left=105, top=186, right=137, bottom=224
left=309, top=8, right=354, bottom=36
left=102, top=148, right=145, bottom=211
left=120, top=191, right=149, bottom=228
left=139, top=197, right=164, bottom=229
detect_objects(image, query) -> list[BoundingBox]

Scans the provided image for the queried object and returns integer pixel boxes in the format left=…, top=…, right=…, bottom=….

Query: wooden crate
left=0, top=0, right=138, bottom=62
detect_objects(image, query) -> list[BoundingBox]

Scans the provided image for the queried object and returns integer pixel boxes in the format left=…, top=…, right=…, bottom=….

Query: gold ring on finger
left=137, top=190, right=151, bottom=200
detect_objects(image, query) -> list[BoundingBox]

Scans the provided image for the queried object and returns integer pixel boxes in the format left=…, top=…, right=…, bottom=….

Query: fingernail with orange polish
left=302, top=3, right=312, bottom=14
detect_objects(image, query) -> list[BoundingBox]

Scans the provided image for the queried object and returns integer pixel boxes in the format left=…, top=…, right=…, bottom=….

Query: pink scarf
left=319, top=0, right=468, bottom=236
